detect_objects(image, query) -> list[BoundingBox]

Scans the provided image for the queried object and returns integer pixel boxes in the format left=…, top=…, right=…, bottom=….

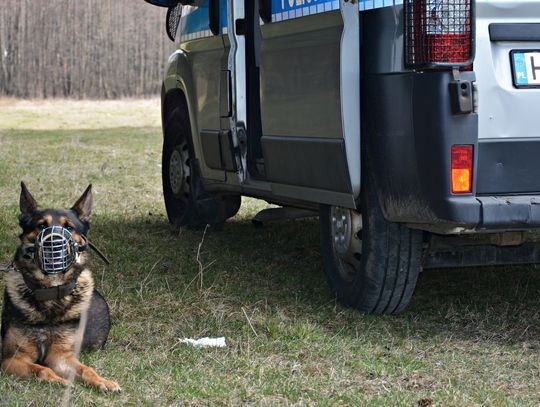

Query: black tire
left=162, top=99, right=240, bottom=229
left=320, top=172, right=423, bottom=314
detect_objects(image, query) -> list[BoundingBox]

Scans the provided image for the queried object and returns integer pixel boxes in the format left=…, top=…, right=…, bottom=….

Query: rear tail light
left=405, top=0, right=474, bottom=68
left=451, top=145, right=473, bottom=194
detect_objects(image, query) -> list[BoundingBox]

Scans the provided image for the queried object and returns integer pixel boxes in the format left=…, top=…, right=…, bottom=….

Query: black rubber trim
left=219, top=130, right=237, bottom=171
left=479, top=196, right=540, bottom=229
left=200, top=130, right=237, bottom=171
left=219, top=70, right=232, bottom=118
left=489, top=23, right=540, bottom=42
left=477, top=139, right=540, bottom=194
left=424, top=241, right=540, bottom=269
left=262, top=135, right=352, bottom=193
left=200, top=130, right=222, bottom=170
left=259, top=0, right=272, bottom=23
left=362, top=71, right=480, bottom=227
left=362, top=71, right=540, bottom=231
left=245, top=0, right=264, bottom=177
left=209, top=0, right=220, bottom=35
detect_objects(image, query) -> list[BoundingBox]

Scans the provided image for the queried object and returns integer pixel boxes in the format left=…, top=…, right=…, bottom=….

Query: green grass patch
left=0, top=100, right=538, bottom=406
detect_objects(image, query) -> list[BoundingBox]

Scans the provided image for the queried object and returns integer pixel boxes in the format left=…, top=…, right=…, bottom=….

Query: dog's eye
left=66, top=225, right=73, bottom=231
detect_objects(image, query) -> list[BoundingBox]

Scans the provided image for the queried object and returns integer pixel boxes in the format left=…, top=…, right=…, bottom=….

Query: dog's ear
left=20, top=182, right=39, bottom=215
left=72, top=184, right=93, bottom=223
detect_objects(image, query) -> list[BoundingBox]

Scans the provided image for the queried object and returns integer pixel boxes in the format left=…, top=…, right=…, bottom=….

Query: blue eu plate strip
left=513, top=52, right=529, bottom=86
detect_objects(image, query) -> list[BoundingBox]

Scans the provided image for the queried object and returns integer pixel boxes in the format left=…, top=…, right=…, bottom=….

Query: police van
left=145, top=0, right=540, bottom=314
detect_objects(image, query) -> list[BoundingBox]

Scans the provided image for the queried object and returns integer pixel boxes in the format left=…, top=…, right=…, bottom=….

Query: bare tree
left=0, top=0, right=174, bottom=98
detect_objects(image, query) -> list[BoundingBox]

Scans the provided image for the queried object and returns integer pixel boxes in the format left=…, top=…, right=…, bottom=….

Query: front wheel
left=319, top=176, right=423, bottom=314
left=162, top=101, right=240, bottom=229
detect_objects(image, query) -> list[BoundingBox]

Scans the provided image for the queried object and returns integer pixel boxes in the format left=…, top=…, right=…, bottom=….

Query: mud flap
left=189, top=158, right=230, bottom=225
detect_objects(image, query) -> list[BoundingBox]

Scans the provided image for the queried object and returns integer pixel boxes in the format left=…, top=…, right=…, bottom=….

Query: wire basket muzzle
left=35, top=226, right=77, bottom=274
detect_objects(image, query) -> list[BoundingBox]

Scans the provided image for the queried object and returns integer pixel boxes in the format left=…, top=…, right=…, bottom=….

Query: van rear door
left=475, top=0, right=540, bottom=194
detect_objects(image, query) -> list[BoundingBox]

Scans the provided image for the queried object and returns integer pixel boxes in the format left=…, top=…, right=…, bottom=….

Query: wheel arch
left=161, top=50, right=199, bottom=151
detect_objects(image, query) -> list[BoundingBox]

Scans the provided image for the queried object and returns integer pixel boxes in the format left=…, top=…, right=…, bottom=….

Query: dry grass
left=0, top=98, right=161, bottom=130
left=0, top=100, right=538, bottom=406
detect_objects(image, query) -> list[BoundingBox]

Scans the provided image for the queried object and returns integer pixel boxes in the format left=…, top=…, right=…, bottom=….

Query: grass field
left=0, top=99, right=538, bottom=406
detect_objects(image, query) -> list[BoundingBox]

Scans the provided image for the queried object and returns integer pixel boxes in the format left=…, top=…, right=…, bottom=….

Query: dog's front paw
left=36, top=367, right=71, bottom=387
left=98, top=379, right=121, bottom=393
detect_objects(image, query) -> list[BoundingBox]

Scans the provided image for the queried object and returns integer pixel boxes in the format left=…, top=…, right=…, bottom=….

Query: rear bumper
left=363, top=71, right=540, bottom=233
left=479, top=196, right=540, bottom=229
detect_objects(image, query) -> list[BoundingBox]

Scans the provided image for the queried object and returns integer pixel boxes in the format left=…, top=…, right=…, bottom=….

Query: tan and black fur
left=0, top=183, right=120, bottom=392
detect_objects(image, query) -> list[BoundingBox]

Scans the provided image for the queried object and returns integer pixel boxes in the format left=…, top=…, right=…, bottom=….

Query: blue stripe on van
left=271, top=0, right=339, bottom=22
left=359, top=0, right=403, bottom=11
left=180, top=0, right=402, bottom=41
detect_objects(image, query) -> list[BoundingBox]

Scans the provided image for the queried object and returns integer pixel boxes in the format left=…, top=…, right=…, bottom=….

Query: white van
left=145, top=0, right=540, bottom=314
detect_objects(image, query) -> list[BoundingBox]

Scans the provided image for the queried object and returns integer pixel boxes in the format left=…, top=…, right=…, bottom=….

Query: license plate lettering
left=512, top=51, right=540, bottom=88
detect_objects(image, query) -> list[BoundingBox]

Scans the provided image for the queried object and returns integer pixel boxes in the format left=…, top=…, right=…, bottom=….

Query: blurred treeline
left=0, top=0, right=174, bottom=98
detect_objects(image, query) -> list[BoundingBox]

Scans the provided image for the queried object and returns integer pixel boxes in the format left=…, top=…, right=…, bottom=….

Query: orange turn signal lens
left=451, top=168, right=471, bottom=193
left=451, top=145, right=473, bottom=194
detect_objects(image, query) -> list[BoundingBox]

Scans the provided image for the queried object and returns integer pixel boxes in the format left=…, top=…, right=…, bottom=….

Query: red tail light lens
left=426, top=33, right=471, bottom=64
left=405, top=0, right=473, bottom=67
left=451, top=145, right=473, bottom=194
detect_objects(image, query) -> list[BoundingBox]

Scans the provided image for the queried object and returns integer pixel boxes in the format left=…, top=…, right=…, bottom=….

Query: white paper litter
left=179, top=337, right=227, bottom=348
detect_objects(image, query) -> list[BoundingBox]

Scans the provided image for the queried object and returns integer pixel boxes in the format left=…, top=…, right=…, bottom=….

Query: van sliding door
left=229, top=0, right=361, bottom=207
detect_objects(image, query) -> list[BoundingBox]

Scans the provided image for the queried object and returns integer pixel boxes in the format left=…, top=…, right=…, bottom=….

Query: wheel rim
left=169, top=142, right=190, bottom=198
left=329, top=206, right=363, bottom=281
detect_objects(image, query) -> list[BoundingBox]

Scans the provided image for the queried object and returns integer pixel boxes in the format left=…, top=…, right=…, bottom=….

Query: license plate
left=511, top=50, right=540, bottom=88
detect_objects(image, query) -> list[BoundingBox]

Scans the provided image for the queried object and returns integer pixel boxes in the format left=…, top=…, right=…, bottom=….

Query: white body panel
left=476, top=0, right=540, bottom=140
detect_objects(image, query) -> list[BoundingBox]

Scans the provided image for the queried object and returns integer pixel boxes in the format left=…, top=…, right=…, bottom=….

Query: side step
left=252, top=207, right=317, bottom=227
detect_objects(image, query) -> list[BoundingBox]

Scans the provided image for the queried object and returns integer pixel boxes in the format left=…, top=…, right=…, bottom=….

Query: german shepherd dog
left=1, top=183, right=120, bottom=392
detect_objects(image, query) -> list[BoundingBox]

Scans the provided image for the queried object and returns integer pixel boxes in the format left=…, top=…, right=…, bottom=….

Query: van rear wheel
left=162, top=101, right=240, bottom=229
left=319, top=176, right=423, bottom=314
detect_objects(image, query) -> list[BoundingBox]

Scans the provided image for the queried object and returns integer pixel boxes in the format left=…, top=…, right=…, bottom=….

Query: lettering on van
left=273, top=0, right=340, bottom=22
left=282, top=0, right=321, bottom=8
